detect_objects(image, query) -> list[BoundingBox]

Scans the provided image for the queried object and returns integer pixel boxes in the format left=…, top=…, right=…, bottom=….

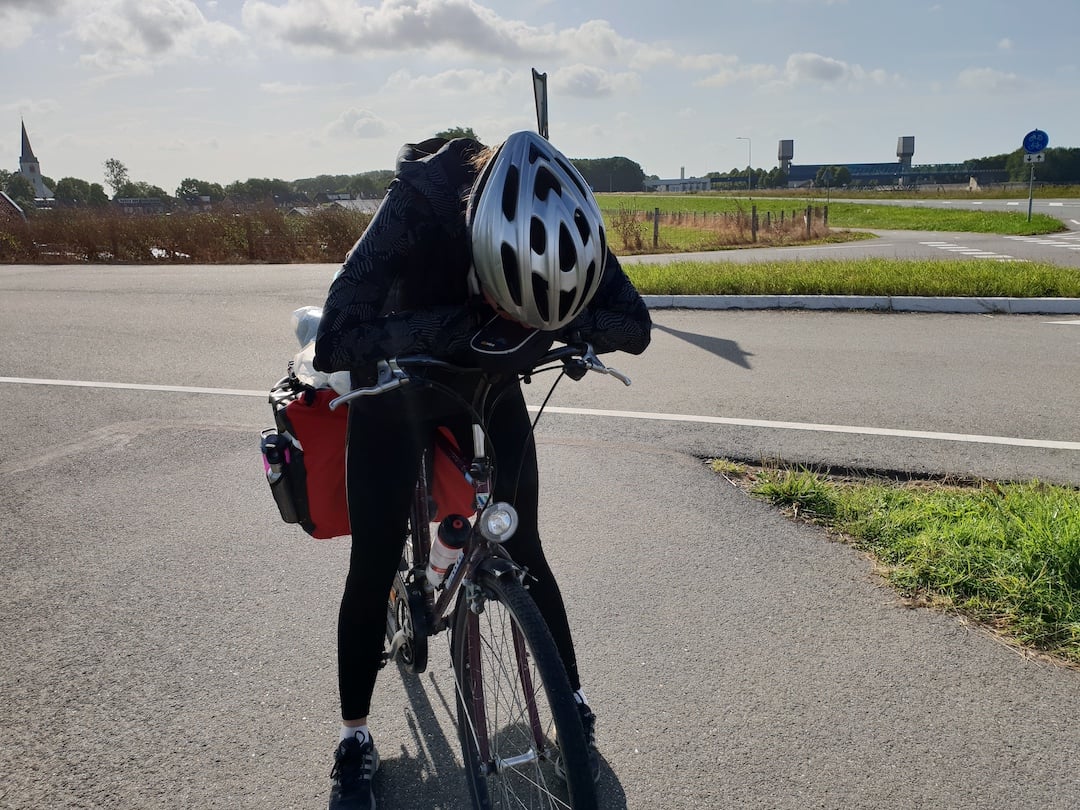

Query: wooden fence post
left=653, top=207, right=660, bottom=248
left=751, top=204, right=758, bottom=243
left=805, top=206, right=812, bottom=240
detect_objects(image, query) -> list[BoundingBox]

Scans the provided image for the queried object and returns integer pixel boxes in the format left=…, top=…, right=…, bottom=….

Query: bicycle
left=328, top=342, right=631, bottom=810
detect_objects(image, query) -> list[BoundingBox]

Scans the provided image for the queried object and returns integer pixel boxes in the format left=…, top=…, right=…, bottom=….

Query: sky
left=3, top=0, right=1077, bottom=194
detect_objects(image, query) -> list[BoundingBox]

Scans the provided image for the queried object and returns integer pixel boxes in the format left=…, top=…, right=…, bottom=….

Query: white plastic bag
left=290, top=306, right=351, bottom=395
left=292, top=306, right=323, bottom=346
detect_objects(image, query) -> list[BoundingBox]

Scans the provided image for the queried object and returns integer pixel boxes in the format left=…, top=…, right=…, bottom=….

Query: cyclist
left=313, top=129, right=651, bottom=809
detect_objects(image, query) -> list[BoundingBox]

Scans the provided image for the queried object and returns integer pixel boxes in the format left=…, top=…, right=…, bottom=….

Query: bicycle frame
left=329, top=342, right=630, bottom=653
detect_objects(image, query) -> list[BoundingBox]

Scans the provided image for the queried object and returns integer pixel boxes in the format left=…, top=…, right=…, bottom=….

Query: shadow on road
left=653, top=323, right=754, bottom=369
left=376, top=663, right=627, bottom=808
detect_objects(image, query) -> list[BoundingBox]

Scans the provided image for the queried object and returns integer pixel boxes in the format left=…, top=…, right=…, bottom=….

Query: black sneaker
left=554, top=702, right=600, bottom=784
left=329, top=734, right=379, bottom=810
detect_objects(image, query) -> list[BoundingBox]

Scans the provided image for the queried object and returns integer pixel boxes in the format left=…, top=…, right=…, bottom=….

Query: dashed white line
left=1, top=376, right=1077, bottom=452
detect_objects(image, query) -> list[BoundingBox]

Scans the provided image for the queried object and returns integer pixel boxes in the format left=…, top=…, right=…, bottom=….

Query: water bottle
left=426, top=514, right=470, bottom=588
left=261, top=429, right=300, bottom=524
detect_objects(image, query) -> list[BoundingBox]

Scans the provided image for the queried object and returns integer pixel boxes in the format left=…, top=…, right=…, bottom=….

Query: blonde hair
left=469, top=144, right=498, bottom=172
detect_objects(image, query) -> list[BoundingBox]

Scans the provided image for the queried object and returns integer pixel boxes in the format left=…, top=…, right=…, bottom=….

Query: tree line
left=4, top=128, right=1080, bottom=211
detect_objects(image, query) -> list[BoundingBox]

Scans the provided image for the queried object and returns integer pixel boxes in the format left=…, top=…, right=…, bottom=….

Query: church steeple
left=21, top=120, right=37, bottom=161
left=18, top=120, right=53, bottom=200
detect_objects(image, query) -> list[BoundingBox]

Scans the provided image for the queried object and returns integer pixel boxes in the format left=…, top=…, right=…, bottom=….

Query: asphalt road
left=2, top=261, right=1079, bottom=810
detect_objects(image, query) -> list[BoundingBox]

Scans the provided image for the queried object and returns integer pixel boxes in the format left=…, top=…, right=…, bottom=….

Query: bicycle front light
left=479, top=502, right=518, bottom=543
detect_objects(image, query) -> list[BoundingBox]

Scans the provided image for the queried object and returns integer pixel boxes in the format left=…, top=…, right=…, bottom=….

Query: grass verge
left=596, top=194, right=1065, bottom=236
left=623, top=258, right=1080, bottom=298
left=711, top=460, right=1080, bottom=667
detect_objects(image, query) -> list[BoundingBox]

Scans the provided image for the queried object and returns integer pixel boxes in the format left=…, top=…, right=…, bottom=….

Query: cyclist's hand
left=563, top=358, right=588, bottom=381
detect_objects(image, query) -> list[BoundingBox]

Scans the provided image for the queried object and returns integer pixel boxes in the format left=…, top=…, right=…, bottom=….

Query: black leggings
left=338, top=381, right=580, bottom=721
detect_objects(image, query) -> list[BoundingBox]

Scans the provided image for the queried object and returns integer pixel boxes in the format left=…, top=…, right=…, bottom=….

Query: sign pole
left=532, top=69, right=549, bottom=140
left=1027, top=165, right=1035, bottom=222
left=1021, top=129, right=1049, bottom=223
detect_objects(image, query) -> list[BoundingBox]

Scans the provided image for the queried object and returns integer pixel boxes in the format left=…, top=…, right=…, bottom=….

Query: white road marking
left=0, top=376, right=266, bottom=397
left=918, top=241, right=1023, bottom=262
left=2, top=376, right=1077, bottom=451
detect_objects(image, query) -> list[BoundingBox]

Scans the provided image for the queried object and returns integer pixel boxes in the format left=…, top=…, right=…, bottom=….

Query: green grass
left=596, top=194, right=1065, bottom=236
left=824, top=202, right=1063, bottom=235
left=715, top=462, right=1080, bottom=666
left=623, top=258, right=1080, bottom=298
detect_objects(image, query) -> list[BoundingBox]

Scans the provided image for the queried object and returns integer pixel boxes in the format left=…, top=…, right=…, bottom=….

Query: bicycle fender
left=476, top=556, right=521, bottom=583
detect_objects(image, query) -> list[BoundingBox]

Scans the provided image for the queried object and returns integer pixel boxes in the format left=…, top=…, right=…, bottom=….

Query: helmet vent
left=532, top=275, right=549, bottom=321
left=501, top=243, right=522, bottom=306
left=558, top=224, right=575, bottom=271
left=528, top=142, right=544, bottom=164
left=573, top=209, right=590, bottom=244
left=501, top=165, right=519, bottom=220
left=534, top=166, right=561, bottom=202
left=530, top=217, right=546, bottom=255
left=556, top=156, right=588, bottom=197
left=584, top=259, right=597, bottom=296
left=558, top=290, right=576, bottom=323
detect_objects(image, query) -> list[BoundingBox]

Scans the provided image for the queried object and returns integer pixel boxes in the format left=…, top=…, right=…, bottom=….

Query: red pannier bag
left=262, top=377, right=350, bottom=539
left=261, top=378, right=476, bottom=539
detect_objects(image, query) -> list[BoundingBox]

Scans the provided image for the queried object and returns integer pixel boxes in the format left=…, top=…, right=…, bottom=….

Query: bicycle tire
left=451, top=570, right=597, bottom=810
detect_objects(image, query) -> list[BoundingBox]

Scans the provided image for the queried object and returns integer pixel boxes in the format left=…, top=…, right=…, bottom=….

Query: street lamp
left=736, top=136, right=751, bottom=192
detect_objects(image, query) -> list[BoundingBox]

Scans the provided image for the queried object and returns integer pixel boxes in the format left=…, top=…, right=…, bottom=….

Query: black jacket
left=314, top=137, right=651, bottom=375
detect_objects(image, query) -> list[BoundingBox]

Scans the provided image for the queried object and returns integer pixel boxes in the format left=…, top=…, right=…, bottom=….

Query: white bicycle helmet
left=467, top=130, right=607, bottom=331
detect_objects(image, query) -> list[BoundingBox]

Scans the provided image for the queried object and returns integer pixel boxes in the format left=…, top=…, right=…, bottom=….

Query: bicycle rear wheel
left=451, top=571, right=597, bottom=810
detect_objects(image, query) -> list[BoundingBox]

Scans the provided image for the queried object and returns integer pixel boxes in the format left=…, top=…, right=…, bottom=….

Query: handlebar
left=328, top=343, right=630, bottom=411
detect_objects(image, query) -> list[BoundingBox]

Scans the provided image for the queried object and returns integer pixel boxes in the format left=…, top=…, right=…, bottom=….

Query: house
left=0, top=190, right=27, bottom=223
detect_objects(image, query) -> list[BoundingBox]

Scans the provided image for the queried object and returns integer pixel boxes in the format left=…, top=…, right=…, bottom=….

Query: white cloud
left=550, top=64, right=639, bottom=97
left=326, top=108, right=389, bottom=138
left=786, top=52, right=849, bottom=82
left=0, top=0, right=66, bottom=48
left=956, top=67, right=1024, bottom=93
left=70, top=0, right=246, bottom=72
left=384, top=66, right=517, bottom=96
left=239, top=0, right=644, bottom=63
left=998, top=38, right=1013, bottom=51
left=697, top=63, right=778, bottom=87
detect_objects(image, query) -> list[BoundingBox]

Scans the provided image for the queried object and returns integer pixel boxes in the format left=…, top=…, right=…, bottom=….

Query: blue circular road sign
left=1023, top=129, right=1049, bottom=153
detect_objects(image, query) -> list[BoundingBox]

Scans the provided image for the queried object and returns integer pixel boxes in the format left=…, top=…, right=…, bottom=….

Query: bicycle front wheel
left=451, top=571, right=597, bottom=810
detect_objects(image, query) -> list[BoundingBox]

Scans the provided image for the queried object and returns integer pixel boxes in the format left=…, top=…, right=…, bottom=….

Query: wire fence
left=602, top=204, right=831, bottom=253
